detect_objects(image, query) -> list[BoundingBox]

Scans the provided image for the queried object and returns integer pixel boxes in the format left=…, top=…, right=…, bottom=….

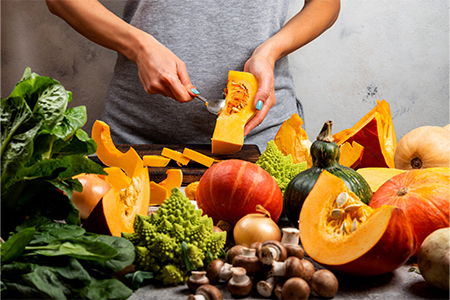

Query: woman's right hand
left=133, top=32, right=197, bottom=103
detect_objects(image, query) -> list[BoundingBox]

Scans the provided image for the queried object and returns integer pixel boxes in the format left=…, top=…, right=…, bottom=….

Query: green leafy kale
left=1, top=68, right=106, bottom=237
left=256, top=140, right=307, bottom=195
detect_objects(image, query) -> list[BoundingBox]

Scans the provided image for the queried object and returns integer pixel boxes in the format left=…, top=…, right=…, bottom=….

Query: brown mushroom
left=187, top=284, right=223, bottom=300
left=281, top=277, right=310, bottom=300
left=256, top=275, right=279, bottom=298
left=187, top=271, right=210, bottom=293
left=281, top=228, right=304, bottom=259
left=274, top=282, right=283, bottom=300
left=232, top=247, right=263, bottom=277
left=300, top=259, right=315, bottom=284
left=310, top=269, right=339, bottom=298
left=206, top=259, right=233, bottom=283
left=259, top=240, right=288, bottom=265
left=226, top=244, right=245, bottom=264
left=227, top=267, right=253, bottom=298
left=250, top=241, right=263, bottom=257
left=268, top=256, right=304, bottom=279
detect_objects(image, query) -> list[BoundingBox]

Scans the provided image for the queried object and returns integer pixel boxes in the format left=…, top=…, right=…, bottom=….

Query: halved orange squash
left=211, top=71, right=258, bottom=154
left=85, top=120, right=150, bottom=236
left=299, top=170, right=415, bottom=276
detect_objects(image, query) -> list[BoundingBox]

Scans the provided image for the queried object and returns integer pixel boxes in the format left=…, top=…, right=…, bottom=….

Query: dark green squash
left=283, top=120, right=373, bottom=226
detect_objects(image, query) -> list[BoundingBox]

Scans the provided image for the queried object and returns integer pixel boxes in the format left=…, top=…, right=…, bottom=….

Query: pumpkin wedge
left=85, top=120, right=150, bottom=236
left=300, top=171, right=415, bottom=276
left=211, top=71, right=258, bottom=154
left=339, top=141, right=364, bottom=169
left=357, top=167, right=406, bottom=193
left=274, top=113, right=313, bottom=168
left=333, top=100, right=397, bottom=168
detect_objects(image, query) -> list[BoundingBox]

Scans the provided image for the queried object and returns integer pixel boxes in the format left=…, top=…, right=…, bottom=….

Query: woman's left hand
left=243, top=54, right=276, bottom=136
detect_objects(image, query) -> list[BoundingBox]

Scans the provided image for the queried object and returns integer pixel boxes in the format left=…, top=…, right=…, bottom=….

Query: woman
left=45, top=0, right=340, bottom=151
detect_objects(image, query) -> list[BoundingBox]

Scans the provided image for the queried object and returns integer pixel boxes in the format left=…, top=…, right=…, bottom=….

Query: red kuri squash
left=196, top=159, right=283, bottom=225
left=369, top=169, right=450, bottom=256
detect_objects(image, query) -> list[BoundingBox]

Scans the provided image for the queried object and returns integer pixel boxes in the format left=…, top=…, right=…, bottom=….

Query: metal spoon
left=196, top=95, right=225, bottom=115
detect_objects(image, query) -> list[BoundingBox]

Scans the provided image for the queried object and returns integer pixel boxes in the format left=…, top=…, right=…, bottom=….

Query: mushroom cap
left=285, top=244, right=304, bottom=259
left=187, top=271, right=210, bottom=293
left=281, top=277, right=310, bottom=300
left=284, top=256, right=304, bottom=279
left=227, top=267, right=253, bottom=297
left=260, top=240, right=288, bottom=265
left=206, top=259, right=225, bottom=283
left=226, top=244, right=245, bottom=264
left=300, top=259, right=315, bottom=284
left=196, top=284, right=223, bottom=300
left=232, top=249, right=262, bottom=276
left=311, top=269, right=339, bottom=298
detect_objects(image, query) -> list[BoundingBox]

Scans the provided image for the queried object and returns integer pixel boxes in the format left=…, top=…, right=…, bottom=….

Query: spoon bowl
left=196, top=95, right=225, bottom=115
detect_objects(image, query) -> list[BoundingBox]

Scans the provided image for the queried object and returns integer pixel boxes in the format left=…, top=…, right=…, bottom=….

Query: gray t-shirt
left=101, top=0, right=303, bottom=152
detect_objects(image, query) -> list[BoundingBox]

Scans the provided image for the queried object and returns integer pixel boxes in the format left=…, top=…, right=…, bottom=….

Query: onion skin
left=71, top=174, right=111, bottom=219
left=233, top=212, right=281, bottom=247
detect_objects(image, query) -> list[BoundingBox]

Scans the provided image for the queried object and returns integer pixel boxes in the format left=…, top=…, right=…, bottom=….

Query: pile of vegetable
left=1, top=67, right=105, bottom=236
left=122, top=188, right=227, bottom=285
left=1, top=218, right=135, bottom=299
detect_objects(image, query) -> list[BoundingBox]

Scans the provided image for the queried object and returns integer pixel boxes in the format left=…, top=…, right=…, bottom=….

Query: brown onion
left=71, top=174, right=111, bottom=219
left=233, top=205, right=281, bottom=247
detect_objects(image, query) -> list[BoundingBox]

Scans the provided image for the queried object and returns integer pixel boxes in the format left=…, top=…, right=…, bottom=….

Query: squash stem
left=316, top=120, right=335, bottom=143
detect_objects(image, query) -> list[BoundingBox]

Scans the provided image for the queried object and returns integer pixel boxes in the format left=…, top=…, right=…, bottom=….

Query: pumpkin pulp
left=211, top=71, right=258, bottom=154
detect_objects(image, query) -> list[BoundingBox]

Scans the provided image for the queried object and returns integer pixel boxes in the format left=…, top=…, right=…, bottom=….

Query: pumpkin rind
left=333, top=100, right=397, bottom=168
left=211, top=71, right=258, bottom=154
left=284, top=121, right=373, bottom=226
left=369, top=169, right=450, bottom=256
left=394, top=125, right=450, bottom=169
left=300, top=171, right=415, bottom=276
left=196, top=159, right=283, bottom=225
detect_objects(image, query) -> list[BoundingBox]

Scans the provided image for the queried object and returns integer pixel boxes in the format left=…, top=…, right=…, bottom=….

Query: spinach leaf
left=1, top=227, right=36, bottom=263
left=29, top=222, right=86, bottom=245
left=125, top=271, right=154, bottom=290
left=79, top=277, right=133, bottom=300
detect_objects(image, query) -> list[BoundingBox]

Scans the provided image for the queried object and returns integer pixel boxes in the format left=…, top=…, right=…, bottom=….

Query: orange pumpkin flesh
left=86, top=120, right=150, bottom=236
left=369, top=169, right=450, bottom=256
left=300, top=171, right=415, bottom=276
left=333, top=100, right=397, bottom=168
left=196, top=159, right=283, bottom=225
left=71, top=174, right=111, bottom=220
left=339, top=141, right=364, bottom=169
left=211, top=71, right=258, bottom=154
left=274, top=113, right=313, bottom=168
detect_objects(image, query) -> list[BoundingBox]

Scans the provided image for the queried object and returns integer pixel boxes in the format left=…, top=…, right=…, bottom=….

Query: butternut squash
left=182, top=148, right=215, bottom=167
left=211, top=71, right=258, bottom=154
left=161, top=147, right=190, bottom=166
left=143, top=155, right=171, bottom=167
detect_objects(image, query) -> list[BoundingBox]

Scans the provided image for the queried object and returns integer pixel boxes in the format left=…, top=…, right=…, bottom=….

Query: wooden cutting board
left=90, top=144, right=261, bottom=184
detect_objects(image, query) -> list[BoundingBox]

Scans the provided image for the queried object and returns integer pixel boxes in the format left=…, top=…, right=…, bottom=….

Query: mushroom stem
left=269, top=260, right=286, bottom=277
left=274, top=283, right=283, bottom=300
left=187, top=271, right=210, bottom=293
left=268, top=256, right=304, bottom=279
left=257, top=276, right=279, bottom=298
left=281, top=228, right=300, bottom=245
left=227, top=267, right=253, bottom=297
left=259, top=240, right=287, bottom=265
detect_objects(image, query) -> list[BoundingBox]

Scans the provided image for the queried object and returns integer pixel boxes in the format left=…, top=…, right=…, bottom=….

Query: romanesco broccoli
left=256, top=140, right=307, bottom=195
left=123, top=188, right=227, bottom=285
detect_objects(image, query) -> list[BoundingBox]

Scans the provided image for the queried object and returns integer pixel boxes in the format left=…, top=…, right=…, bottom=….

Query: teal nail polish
left=191, top=88, right=199, bottom=95
left=255, top=100, right=263, bottom=110
left=243, top=135, right=247, bottom=140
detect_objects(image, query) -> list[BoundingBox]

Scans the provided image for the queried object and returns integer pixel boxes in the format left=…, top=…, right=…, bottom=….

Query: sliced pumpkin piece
left=333, top=100, right=397, bottom=168
left=356, top=167, right=406, bottom=192
left=274, top=113, right=313, bottom=168
left=86, top=120, right=150, bottom=236
left=104, top=167, right=132, bottom=190
left=211, top=71, right=258, bottom=154
left=182, top=148, right=215, bottom=167
left=92, top=120, right=143, bottom=177
left=150, top=181, right=169, bottom=205
left=161, top=147, right=190, bottom=166
left=299, top=170, right=415, bottom=276
left=143, top=155, right=171, bottom=167
left=159, top=169, right=183, bottom=194
left=339, top=141, right=364, bottom=169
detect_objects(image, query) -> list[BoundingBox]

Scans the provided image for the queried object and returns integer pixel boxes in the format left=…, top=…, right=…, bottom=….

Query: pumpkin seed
left=351, top=219, right=357, bottom=232
left=331, top=209, right=342, bottom=219
left=344, top=204, right=362, bottom=213
left=340, top=222, right=347, bottom=234
left=336, top=192, right=349, bottom=208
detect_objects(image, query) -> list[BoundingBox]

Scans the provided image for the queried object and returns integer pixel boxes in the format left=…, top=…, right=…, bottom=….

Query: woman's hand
left=134, top=33, right=197, bottom=103
left=243, top=54, right=276, bottom=136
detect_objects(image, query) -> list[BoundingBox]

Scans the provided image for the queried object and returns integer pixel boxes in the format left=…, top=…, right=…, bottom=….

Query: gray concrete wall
left=2, top=0, right=449, bottom=142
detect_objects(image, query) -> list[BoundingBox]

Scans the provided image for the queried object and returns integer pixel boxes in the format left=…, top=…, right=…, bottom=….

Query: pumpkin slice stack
left=83, top=120, right=150, bottom=236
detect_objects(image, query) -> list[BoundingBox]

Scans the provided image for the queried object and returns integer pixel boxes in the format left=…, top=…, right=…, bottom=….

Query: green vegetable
left=123, top=188, right=227, bottom=285
left=0, top=219, right=135, bottom=299
left=256, top=140, right=307, bottom=195
left=0, top=68, right=106, bottom=237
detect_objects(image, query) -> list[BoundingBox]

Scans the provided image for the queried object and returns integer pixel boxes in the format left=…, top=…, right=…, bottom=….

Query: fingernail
left=243, top=135, right=247, bottom=140
left=191, top=88, right=199, bottom=95
left=255, top=100, right=263, bottom=110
